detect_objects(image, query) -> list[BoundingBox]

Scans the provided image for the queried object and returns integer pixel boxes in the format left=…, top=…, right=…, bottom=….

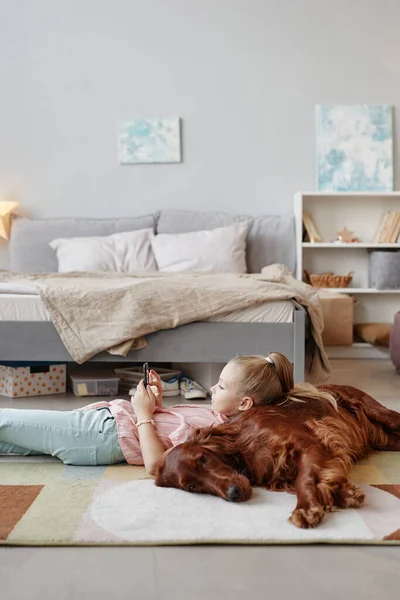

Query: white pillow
left=49, top=229, right=157, bottom=273
left=151, top=223, right=249, bottom=273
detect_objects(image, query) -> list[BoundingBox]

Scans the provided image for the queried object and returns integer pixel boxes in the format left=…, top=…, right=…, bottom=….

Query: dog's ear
left=231, top=452, right=248, bottom=472
left=193, top=421, right=240, bottom=439
left=190, top=425, right=241, bottom=456
left=189, top=426, right=213, bottom=444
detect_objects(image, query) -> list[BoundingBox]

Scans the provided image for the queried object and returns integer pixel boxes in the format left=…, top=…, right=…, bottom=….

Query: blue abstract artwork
left=316, top=105, right=393, bottom=191
left=118, top=117, right=181, bottom=164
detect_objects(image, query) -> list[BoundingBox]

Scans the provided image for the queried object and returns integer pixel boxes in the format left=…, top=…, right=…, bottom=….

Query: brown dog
left=156, top=385, right=400, bottom=528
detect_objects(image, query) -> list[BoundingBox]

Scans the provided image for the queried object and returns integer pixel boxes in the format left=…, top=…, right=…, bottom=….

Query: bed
left=0, top=210, right=318, bottom=383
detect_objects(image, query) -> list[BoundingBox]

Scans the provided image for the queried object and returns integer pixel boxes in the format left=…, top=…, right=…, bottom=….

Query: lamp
left=0, top=201, right=19, bottom=240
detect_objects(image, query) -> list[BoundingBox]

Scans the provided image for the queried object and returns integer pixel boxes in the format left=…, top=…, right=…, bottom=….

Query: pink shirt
left=81, top=399, right=229, bottom=465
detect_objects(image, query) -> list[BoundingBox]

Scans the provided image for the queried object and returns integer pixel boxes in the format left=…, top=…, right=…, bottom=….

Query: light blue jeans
left=0, top=407, right=126, bottom=466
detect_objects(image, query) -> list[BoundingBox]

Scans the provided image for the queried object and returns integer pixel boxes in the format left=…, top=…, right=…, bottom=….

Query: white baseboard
left=326, top=343, right=390, bottom=360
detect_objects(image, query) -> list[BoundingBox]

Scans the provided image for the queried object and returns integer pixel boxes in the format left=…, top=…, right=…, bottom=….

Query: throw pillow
left=49, top=229, right=157, bottom=273
left=151, top=223, right=249, bottom=273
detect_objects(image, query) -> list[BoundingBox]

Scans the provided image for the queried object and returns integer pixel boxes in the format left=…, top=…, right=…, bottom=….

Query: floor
left=0, top=359, right=400, bottom=600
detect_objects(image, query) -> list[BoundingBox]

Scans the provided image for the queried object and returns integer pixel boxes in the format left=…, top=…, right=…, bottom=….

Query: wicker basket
left=304, top=270, right=354, bottom=289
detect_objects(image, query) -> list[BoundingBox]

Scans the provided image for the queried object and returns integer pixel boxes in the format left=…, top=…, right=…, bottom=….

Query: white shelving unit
left=294, top=191, right=400, bottom=358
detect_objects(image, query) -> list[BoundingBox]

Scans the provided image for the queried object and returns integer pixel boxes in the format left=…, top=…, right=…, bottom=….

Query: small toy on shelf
left=334, top=226, right=360, bottom=243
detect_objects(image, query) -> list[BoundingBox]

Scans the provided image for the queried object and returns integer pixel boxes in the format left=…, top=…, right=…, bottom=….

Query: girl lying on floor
left=0, top=353, right=398, bottom=475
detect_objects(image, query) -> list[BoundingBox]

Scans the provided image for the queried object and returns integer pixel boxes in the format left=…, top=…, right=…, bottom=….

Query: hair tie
left=265, top=356, right=275, bottom=366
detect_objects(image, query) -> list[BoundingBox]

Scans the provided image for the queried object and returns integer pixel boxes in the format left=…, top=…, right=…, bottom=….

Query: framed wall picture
left=316, top=104, right=393, bottom=191
left=118, top=116, right=181, bottom=164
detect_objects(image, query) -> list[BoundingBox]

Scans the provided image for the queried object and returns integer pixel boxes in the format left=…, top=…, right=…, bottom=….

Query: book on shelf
left=373, top=211, right=390, bottom=243
left=373, top=210, right=400, bottom=243
left=302, top=212, right=322, bottom=243
left=388, top=211, right=400, bottom=243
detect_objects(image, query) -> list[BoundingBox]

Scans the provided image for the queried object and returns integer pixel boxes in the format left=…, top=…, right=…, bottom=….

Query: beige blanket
left=0, top=265, right=330, bottom=383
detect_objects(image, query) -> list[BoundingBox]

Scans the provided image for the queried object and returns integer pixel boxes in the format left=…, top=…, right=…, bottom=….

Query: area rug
left=0, top=452, right=399, bottom=546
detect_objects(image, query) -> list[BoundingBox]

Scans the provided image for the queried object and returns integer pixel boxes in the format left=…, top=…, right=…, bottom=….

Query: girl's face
left=210, top=362, right=253, bottom=416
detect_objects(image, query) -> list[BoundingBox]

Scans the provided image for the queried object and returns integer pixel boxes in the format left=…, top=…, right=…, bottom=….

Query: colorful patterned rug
left=0, top=452, right=399, bottom=545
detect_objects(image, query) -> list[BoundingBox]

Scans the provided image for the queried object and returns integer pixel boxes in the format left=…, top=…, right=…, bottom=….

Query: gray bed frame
left=0, top=303, right=306, bottom=382
left=2, top=211, right=306, bottom=382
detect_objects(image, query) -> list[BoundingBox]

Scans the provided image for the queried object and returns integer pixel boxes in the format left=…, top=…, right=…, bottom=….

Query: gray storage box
left=70, top=370, right=119, bottom=397
left=369, top=249, right=400, bottom=289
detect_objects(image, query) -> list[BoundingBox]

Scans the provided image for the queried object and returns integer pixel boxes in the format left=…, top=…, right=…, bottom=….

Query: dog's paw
left=289, top=505, right=325, bottom=529
left=338, top=483, right=365, bottom=508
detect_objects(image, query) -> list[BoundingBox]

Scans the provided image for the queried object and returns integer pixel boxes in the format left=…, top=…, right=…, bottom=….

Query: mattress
left=0, top=284, right=297, bottom=324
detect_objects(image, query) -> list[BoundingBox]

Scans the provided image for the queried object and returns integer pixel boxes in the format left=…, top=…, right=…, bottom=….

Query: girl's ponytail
left=268, top=352, right=337, bottom=409
left=230, top=352, right=337, bottom=409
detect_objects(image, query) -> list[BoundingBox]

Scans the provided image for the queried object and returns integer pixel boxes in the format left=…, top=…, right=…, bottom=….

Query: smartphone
left=143, top=362, right=149, bottom=387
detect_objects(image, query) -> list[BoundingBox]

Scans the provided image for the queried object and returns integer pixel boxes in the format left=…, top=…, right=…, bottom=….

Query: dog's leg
left=332, top=481, right=365, bottom=509
left=289, top=448, right=326, bottom=529
left=345, top=387, right=400, bottom=433
left=316, top=455, right=365, bottom=511
left=378, top=432, right=400, bottom=451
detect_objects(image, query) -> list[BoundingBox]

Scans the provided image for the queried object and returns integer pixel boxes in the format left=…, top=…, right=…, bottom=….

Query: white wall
left=1, top=0, right=400, bottom=267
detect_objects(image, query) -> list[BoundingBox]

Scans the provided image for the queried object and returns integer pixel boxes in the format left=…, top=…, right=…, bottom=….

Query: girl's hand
left=131, top=380, right=158, bottom=421
left=148, top=370, right=163, bottom=407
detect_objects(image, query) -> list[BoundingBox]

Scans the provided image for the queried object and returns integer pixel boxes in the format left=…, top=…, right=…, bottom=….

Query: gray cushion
left=10, top=215, right=158, bottom=272
left=157, top=209, right=295, bottom=273
left=157, top=209, right=251, bottom=233
left=246, top=214, right=296, bottom=274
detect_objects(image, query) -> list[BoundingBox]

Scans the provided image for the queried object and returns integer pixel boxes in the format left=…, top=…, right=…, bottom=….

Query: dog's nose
left=226, top=484, right=241, bottom=502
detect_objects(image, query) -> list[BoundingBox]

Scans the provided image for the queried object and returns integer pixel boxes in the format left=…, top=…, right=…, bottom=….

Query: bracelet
left=136, top=419, right=156, bottom=428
